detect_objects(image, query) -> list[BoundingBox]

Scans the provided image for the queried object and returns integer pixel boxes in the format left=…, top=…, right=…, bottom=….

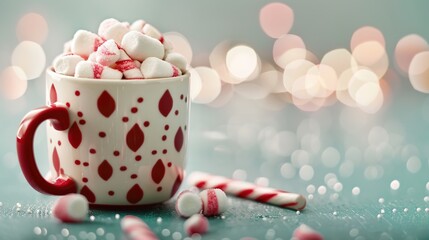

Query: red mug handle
left=16, top=103, right=77, bottom=195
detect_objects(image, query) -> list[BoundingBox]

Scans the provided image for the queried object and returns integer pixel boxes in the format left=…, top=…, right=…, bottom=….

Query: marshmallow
left=98, top=18, right=129, bottom=44
left=75, top=61, right=123, bottom=79
left=134, top=60, right=141, bottom=69
left=164, top=52, right=187, bottom=73
left=95, top=39, right=121, bottom=66
left=52, top=194, right=89, bottom=223
left=183, top=214, right=209, bottom=236
left=87, top=52, right=97, bottom=62
left=142, top=24, right=164, bottom=43
left=121, top=21, right=131, bottom=29
left=71, top=30, right=104, bottom=58
left=121, top=215, right=159, bottom=240
left=199, top=188, right=229, bottom=216
left=114, top=49, right=144, bottom=79
left=121, top=31, right=165, bottom=62
left=140, top=57, right=181, bottom=79
left=292, top=224, right=324, bottom=240
left=130, top=19, right=146, bottom=32
left=63, top=40, right=72, bottom=54
left=53, top=54, right=85, bottom=76
left=175, top=190, right=203, bottom=218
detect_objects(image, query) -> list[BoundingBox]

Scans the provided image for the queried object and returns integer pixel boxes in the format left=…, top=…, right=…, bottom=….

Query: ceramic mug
left=17, top=69, right=190, bottom=206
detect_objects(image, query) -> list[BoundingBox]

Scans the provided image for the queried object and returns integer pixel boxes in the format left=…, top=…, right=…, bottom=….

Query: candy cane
left=121, top=215, right=159, bottom=240
left=187, top=171, right=306, bottom=210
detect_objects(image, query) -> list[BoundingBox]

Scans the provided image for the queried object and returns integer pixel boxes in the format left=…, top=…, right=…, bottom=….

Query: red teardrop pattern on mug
left=127, top=184, right=144, bottom=204
left=158, top=90, right=173, bottom=117
left=126, top=124, right=144, bottom=152
left=52, top=147, right=60, bottom=177
left=174, top=127, right=184, bottom=152
left=50, top=84, right=57, bottom=104
left=98, top=160, right=113, bottom=181
left=170, top=173, right=183, bottom=197
left=80, top=185, right=96, bottom=203
left=97, top=90, right=116, bottom=118
left=68, top=122, right=82, bottom=149
left=151, top=159, right=165, bottom=184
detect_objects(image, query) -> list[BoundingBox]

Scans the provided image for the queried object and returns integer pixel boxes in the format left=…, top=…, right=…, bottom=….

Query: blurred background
left=1, top=0, right=429, bottom=239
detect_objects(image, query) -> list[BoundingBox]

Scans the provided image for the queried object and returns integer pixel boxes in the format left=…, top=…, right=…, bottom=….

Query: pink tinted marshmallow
left=52, top=193, right=88, bottom=223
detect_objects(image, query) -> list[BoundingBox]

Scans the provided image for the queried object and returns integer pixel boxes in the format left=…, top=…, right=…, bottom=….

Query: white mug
left=17, top=69, right=190, bottom=207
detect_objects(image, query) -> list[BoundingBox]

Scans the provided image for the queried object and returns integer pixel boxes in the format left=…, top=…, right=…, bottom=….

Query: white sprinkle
left=390, top=180, right=400, bottom=190
left=172, top=231, right=182, bottom=240
left=61, top=228, right=70, bottom=237
left=89, top=215, right=95, bottom=221
left=33, top=227, right=42, bottom=235
left=87, top=232, right=97, bottom=240
left=333, top=182, right=343, bottom=192
left=221, top=215, right=226, bottom=219
left=392, top=208, right=397, bottom=213
left=333, top=211, right=338, bottom=216
left=115, top=213, right=120, bottom=219
left=0, top=202, right=3, bottom=207
left=27, top=208, right=32, bottom=214
left=16, top=203, right=22, bottom=208
left=16, top=207, right=21, bottom=212
left=424, top=196, right=429, bottom=202
left=349, top=228, right=359, bottom=237
left=377, top=214, right=382, bottom=219
left=417, top=208, right=422, bottom=212
left=161, top=229, right=171, bottom=237
left=96, top=228, right=105, bottom=236
left=296, top=211, right=301, bottom=215
left=282, top=216, right=287, bottom=220
left=352, top=187, right=360, bottom=195
left=306, top=184, right=316, bottom=194
left=308, top=194, right=314, bottom=200
left=317, top=185, right=327, bottom=195
left=105, top=233, right=115, bottom=240
left=262, top=216, right=268, bottom=221
left=380, top=209, right=385, bottom=214
left=426, top=182, right=429, bottom=191
left=404, top=208, right=409, bottom=213
left=156, top=217, right=162, bottom=224
left=425, top=208, right=429, bottom=213
left=378, top=198, right=385, bottom=204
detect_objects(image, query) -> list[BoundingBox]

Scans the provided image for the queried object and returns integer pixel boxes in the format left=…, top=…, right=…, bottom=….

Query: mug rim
left=47, top=67, right=190, bottom=84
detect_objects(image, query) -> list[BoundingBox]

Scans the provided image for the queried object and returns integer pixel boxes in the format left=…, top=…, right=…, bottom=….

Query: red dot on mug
left=79, top=119, right=86, bottom=125
left=167, top=162, right=172, bottom=167
left=75, top=90, right=80, bottom=96
left=162, top=135, right=167, bottom=141
left=135, top=155, right=142, bottom=161
left=175, top=110, right=179, bottom=115
left=130, top=174, right=138, bottom=179
left=77, top=111, right=83, bottom=117
left=162, top=149, right=167, bottom=154
left=131, top=107, right=138, bottom=113
left=122, top=117, right=129, bottom=122
left=120, top=166, right=127, bottom=171
left=184, top=125, right=187, bottom=131
left=180, top=94, right=184, bottom=100
left=113, top=151, right=120, bottom=156
left=164, top=125, right=169, bottom=131
left=157, top=187, right=162, bottom=192
left=82, top=177, right=88, bottom=183
left=99, top=131, right=106, bottom=138
left=89, top=148, right=96, bottom=154
left=66, top=102, right=71, bottom=107
left=137, top=97, right=144, bottom=103
left=108, top=191, right=115, bottom=196
left=83, top=162, right=89, bottom=167
left=143, top=121, right=150, bottom=127
left=49, top=139, right=52, bottom=143
left=75, top=160, right=81, bottom=165
left=151, top=150, right=157, bottom=155
left=58, top=140, right=61, bottom=146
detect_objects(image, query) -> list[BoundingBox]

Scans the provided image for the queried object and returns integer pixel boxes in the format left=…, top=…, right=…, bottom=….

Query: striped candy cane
left=187, top=171, right=306, bottom=210
left=121, top=215, right=159, bottom=240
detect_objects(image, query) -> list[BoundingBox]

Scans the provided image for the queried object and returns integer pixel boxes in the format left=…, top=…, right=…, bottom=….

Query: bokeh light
left=208, top=83, right=234, bottom=108
left=352, top=41, right=388, bottom=78
left=350, top=26, right=385, bottom=51
left=273, top=34, right=306, bottom=69
left=209, top=41, right=245, bottom=84
left=187, top=68, right=203, bottom=100
left=16, top=13, right=48, bottom=44
left=321, top=49, right=358, bottom=78
left=11, top=41, right=46, bottom=80
left=408, top=51, right=429, bottom=93
left=0, top=66, right=28, bottom=100
left=395, top=34, right=429, bottom=73
left=163, top=32, right=193, bottom=65
left=226, top=45, right=260, bottom=81
left=283, top=59, right=315, bottom=93
left=259, top=2, right=294, bottom=38
left=348, top=68, right=380, bottom=106
left=190, top=67, right=221, bottom=104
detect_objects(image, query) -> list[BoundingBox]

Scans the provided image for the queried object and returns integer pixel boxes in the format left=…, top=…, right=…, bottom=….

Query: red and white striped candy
left=184, top=214, right=209, bottom=236
left=175, top=190, right=203, bottom=218
left=71, top=30, right=104, bottom=59
left=199, top=188, right=229, bottom=216
left=95, top=39, right=120, bottom=66
left=52, top=194, right=88, bottom=223
left=114, top=49, right=144, bottom=79
left=75, top=61, right=123, bottom=79
left=98, top=18, right=129, bottom=44
left=292, top=224, right=324, bottom=240
left=188, top=171, right=306, bottom=211
left=121, top=215, right=159, bottom=240
left=140, top=57, right=181, bottom=79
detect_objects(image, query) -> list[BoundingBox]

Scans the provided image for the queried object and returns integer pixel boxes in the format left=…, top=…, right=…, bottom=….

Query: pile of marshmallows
left=53, top=18, right=187, bottom=80
left=51, top=188, right=229, bottom=237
